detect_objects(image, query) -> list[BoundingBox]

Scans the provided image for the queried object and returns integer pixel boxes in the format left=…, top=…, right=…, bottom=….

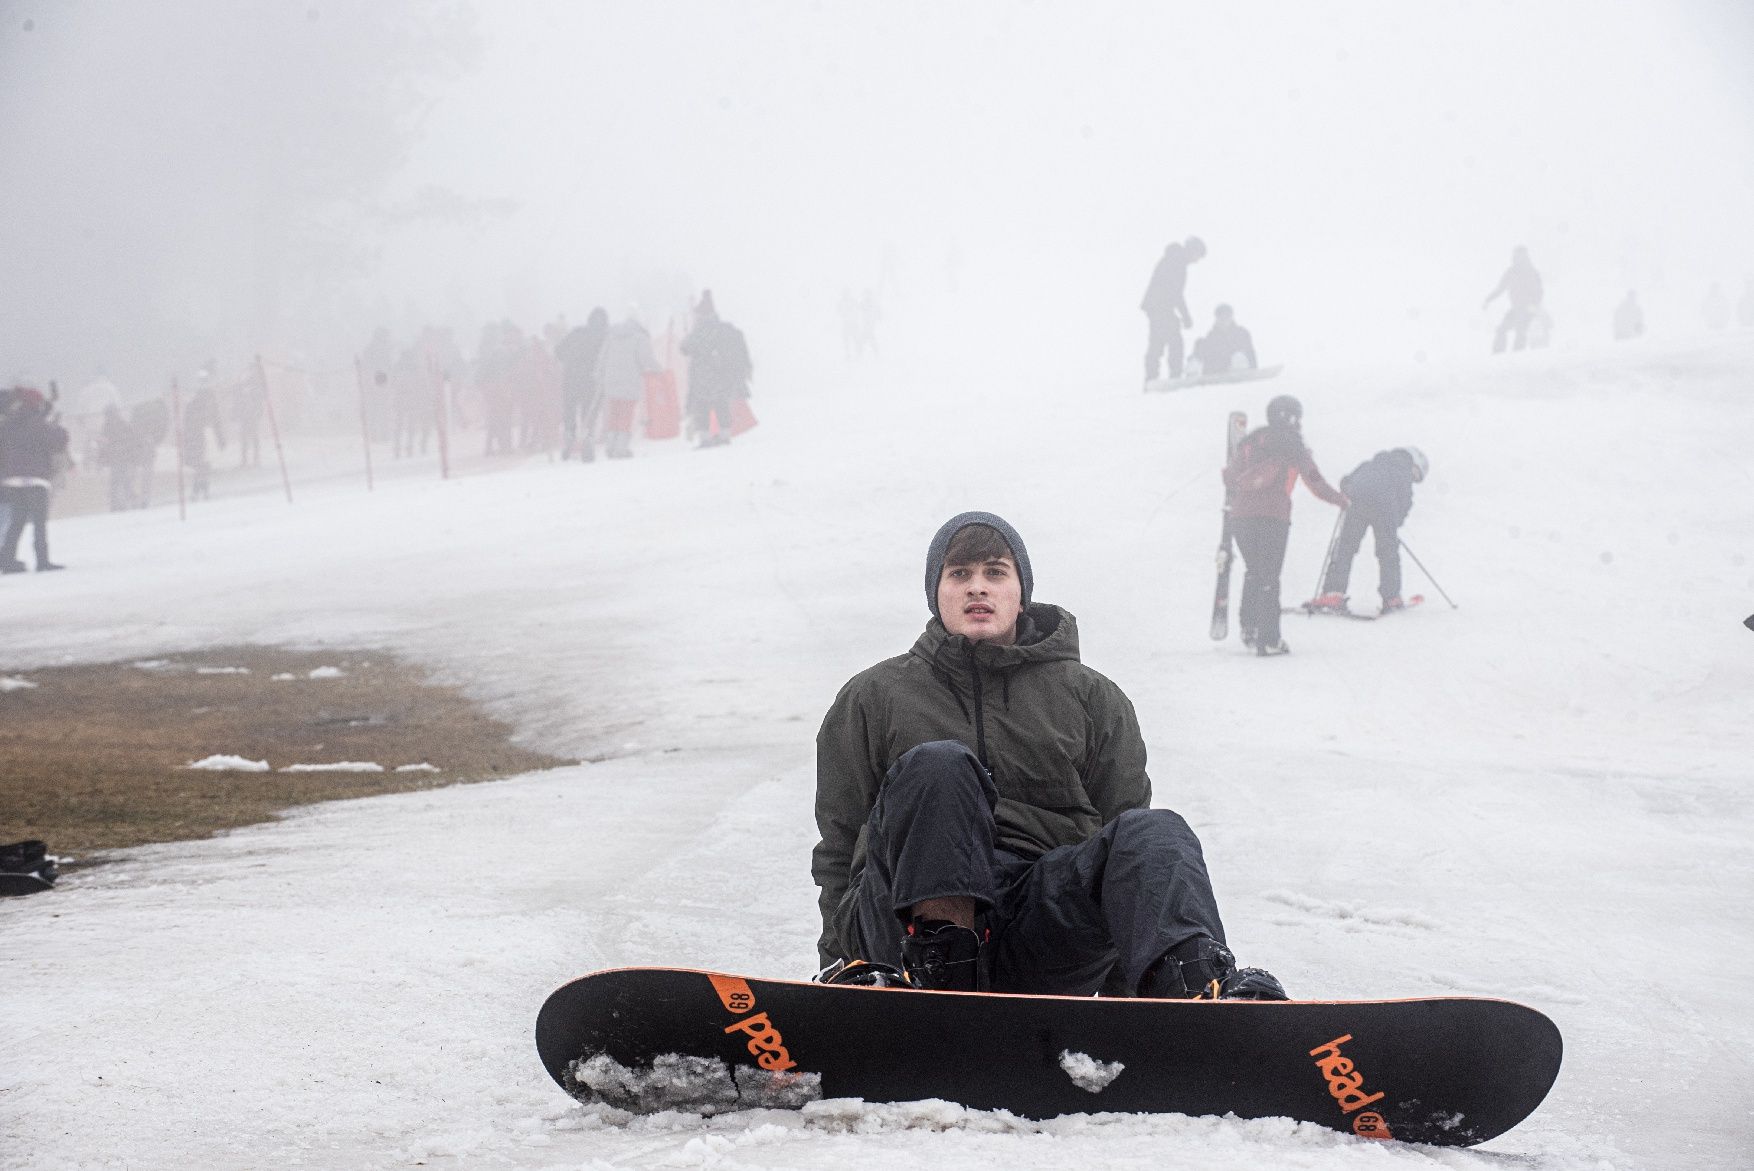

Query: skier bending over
left=1223, top=395, right=1347, bottom=655
left=811, top=511, right=1287, bottom=1000
left=1307, top=447, right=1428, bottom=616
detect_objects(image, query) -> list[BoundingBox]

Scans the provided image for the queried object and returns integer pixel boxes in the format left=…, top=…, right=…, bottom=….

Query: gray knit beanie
left=924, top=511, right=1033, bottom=620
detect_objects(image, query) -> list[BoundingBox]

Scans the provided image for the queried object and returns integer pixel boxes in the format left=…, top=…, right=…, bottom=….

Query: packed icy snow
left=2, top=337, right=1751, bottom=1169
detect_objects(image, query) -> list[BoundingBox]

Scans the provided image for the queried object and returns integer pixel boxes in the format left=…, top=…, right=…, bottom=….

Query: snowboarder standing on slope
left=1141, top=236, right=1206, bottom=384
left=1307, top=447, right=1428, bottom=616
left=811, top=511, right=1287, bottom=1000
left=1223, top=395, right=1347, bottom=655
left=1482, top=245, right=1544, bottom=354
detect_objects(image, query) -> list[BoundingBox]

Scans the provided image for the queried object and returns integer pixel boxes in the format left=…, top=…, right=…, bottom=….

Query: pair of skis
left=1208, top=411, right=1249, bottom=640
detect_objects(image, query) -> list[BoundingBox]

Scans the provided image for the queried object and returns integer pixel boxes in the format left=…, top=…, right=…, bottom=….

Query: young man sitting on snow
left=810, top=511, right=1286, bottom=999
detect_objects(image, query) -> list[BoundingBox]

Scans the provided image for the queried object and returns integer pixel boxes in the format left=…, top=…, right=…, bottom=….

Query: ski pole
left=1399, top=539, right=1458, bottom=609
left=1311, top=509, right=1345, bottom=602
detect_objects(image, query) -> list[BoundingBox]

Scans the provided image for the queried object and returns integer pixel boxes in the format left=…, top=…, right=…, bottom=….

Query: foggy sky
left=4, top=0, right=1752, bottom=394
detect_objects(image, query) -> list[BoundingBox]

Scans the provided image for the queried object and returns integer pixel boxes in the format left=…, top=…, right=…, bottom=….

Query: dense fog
left=3, top=0, right=1752, bottom=395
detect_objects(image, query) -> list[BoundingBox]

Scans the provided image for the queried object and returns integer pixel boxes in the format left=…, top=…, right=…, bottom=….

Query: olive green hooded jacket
left=811, top=603, right=1151, bottom=965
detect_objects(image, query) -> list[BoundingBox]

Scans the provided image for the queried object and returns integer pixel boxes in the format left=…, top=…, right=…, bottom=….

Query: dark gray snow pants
left=850, top=740, right=1227, bottom=996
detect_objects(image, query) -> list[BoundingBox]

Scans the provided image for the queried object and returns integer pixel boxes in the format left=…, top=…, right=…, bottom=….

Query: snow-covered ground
left=3, top=335, right=1752, bottom=1169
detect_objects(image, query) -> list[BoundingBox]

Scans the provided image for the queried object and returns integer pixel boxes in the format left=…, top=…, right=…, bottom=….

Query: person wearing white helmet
left=1308, top=447, right=1429, bottom=615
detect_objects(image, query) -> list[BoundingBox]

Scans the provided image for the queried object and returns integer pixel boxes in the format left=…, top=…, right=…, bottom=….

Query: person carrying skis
left=1140, top=236, right=1206, bottom=383
left=1482, top=245, right=1544, bottom=354
left=1307, top=447, right=1428, bottom=616
left=811, top=511, right=1287, bottom=1001
left=1222, top=394, right=1347, bottom=655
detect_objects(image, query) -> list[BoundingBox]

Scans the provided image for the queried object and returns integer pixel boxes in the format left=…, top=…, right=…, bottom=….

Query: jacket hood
left=909, top=602, right=1079, bottom=678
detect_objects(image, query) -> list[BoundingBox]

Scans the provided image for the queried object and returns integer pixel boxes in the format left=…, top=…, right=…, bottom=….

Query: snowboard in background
left=706, top=399, right=758, bottom=439
left=536, top=967, right=1562, bottom=1149
left=1210, top=410, right=1249, bottom=640
left=1146, top=363, right=1284, bottom=393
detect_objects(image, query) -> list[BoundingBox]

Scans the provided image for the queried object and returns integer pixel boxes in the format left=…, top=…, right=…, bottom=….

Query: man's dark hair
left=943, top=523, right=1014, bottom=567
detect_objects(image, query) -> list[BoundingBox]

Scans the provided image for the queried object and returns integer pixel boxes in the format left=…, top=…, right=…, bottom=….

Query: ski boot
left=1380, top=596, right=1406, bottom=613
left=1255, top=638, right=1291, bottom=656
left=816, top=957, right=911, bottom=987
left=901, top=918, right=984, bottom=992
left=1305, top=592, right=1349, bottom=614
left=1139, top=936, right=1289, bottom=1001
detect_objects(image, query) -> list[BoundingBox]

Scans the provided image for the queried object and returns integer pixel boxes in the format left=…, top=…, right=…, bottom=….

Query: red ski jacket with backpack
left=1222, top=424, right=1346, bottom=521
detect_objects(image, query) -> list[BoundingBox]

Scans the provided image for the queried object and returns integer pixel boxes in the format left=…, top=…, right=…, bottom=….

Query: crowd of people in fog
left=359, top=290, right=753, bottom=464
left=0, top=289, right=756, bottom=576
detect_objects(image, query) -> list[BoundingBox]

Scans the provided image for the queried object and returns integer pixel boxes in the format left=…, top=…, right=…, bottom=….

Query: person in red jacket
left=1221, top=395, right=1346, bottom=655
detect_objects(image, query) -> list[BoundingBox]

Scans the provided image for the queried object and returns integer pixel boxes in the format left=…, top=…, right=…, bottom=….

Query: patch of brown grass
left=0, top=646, right=568, bottom=863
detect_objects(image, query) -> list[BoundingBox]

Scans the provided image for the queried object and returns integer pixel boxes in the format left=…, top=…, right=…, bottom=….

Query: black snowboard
left=536, top=967, right=1561, bottom=1148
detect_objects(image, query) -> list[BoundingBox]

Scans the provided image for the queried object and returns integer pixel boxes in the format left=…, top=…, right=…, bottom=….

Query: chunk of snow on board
left=1059, top=1049, right=1124, bottom=1092
left=1, top=675, right=38, bottom=691
left=280, top=761, right=384, bottom=773
left=307, top=666, right=346, bottom=679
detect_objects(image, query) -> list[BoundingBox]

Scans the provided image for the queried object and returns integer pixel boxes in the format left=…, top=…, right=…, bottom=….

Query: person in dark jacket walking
left=556, top=307, right=609, bottom=461
left=1307, top=447, right=1428, bottom=615
left=1222, top=395, right=1347, bottom=655
left=1140, top=236, right=1206, bottom=383
left=680, top=291, right=754, bottom=449
left=811, top=511, right=1286, bottom=1001
left=1483, top=246, right=1544, bottom=354
left=0, top=388, right=71, bottom=573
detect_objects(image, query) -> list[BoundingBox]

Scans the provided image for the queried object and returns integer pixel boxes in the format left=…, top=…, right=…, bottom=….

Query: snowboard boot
left=1255, top=638, right=1291, bottom=657
left=1139, top=936, right=1236, bottom=999
left=1, top=560, right=26, bottom=575
left=1218, top=966, right=1289, bottom=1001
left=1306, top=591, right=1349, bottom=614
left=37, top=562, right=64, bottom=573
left=1140, top=936, right=1290, bottom=1001
left=816, top=958, right=911, bottom=987
left=901, top=918, right=984, bottom=992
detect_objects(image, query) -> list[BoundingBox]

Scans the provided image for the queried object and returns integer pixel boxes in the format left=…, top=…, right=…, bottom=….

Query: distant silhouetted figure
left=594, top=311, right=659, bottom=460
left=1141, top=236, right=1206, bottom=382
left=1613, top=291, right=1644, bottom=341
left=181, top=374, right=226, bottom=501
left=556, top=307, right=609, bottom=461
left=1703, top=282, right=1731, bottom=331
left=1190, top=304, right=1257, bottom=376
left=0, top=388, right=70, bottom=572
left=681, top=291, right=754, bottom=449
left=1483, top=245, right=1544, bottom=354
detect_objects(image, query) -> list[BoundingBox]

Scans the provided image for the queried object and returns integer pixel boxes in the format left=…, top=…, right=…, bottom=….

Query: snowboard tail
left=536, top=967, right=1562, bottom=1148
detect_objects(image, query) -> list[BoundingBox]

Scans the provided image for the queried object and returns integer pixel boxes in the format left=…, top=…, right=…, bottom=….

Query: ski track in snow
left=2, top=337, right=1752, bottom=1169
